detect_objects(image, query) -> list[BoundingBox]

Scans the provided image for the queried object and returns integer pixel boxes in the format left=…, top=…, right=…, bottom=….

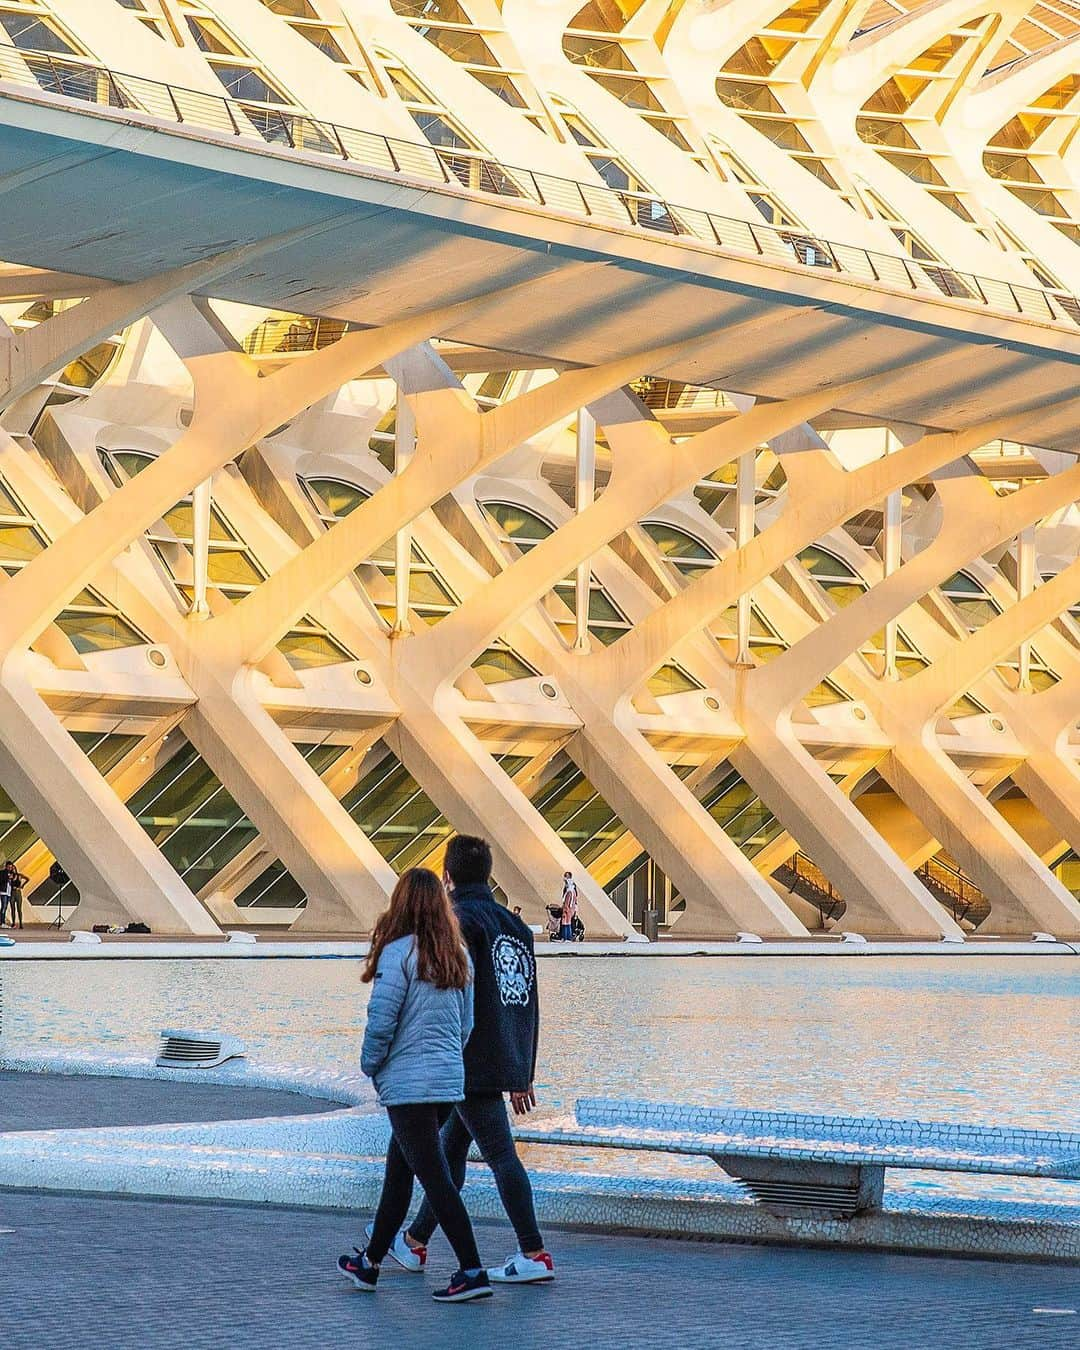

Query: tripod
left=51, top=881, right=69, bottom=931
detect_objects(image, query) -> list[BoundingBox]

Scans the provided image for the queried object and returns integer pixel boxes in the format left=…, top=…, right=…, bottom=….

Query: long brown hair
left=363, top=867, right=470, bottom=990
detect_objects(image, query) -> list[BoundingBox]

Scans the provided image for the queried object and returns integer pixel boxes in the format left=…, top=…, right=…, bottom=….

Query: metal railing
left=3, top=43, right=1080, bottom=330
left=917, top=858, right=990, bottom=927
left=774, top=853, right=846, bottom=925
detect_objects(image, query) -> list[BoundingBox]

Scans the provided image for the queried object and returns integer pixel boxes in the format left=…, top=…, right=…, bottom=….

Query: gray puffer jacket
left=360, top=935, right=474, bottom=1107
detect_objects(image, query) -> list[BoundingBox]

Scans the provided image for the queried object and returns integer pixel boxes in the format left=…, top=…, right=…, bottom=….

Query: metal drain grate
left=731, top=1177, right=863, bottom=1219
left=156, top=1029, right=246, bottom=1069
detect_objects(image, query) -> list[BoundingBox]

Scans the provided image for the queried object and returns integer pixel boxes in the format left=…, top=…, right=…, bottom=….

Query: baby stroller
left=545, top=904, right=586, bottom=942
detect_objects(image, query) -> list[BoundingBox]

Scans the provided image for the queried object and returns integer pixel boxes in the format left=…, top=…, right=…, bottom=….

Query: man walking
left=375, top=835, right=554, bottom=1285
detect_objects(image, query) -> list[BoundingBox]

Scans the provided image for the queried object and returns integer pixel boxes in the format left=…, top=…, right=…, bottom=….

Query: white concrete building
left=0, top=0, right=1077, bottom=938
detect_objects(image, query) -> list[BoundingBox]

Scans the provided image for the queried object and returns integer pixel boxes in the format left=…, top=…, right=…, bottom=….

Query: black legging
left=411, top=1093, right=543, bottom=1253
left=367, top=1102, right=482, bottom=1272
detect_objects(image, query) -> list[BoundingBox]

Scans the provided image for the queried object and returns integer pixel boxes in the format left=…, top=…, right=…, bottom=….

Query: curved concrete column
left=877, top=561, right=1080, bottom=935
left=400, top=389, right=875, bottom=938
left=1011, top=671, right=1080, bottom=858
left=753, top=469, right=1080, bottom=935
left=0, top=310, right=468, bottom=932
left=181, top=347, right=667, bottom=935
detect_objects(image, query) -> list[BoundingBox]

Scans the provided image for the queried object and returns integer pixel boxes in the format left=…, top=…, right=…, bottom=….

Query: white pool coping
left=0, top=1053, right=1075, bottom=1264
left=1, top=938, right=1077, bottom=959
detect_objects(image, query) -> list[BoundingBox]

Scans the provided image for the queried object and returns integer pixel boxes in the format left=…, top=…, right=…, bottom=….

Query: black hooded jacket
left=451, top=882, right=539, bottom=1095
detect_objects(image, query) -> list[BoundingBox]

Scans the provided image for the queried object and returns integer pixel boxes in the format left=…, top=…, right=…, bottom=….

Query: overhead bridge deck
left=0, top=74, right=1077, bottom=450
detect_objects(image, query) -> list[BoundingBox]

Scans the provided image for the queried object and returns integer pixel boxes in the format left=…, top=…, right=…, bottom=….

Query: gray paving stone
left=0, top=1190, right=1075, bottom=1350
left=0, top=1071, right=337, bottom=1132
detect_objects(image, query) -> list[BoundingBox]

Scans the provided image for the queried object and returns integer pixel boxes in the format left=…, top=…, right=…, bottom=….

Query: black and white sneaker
left=337, top=1247, right=379, bottom=1292
left=431, top=1269, right=493, bottom=1303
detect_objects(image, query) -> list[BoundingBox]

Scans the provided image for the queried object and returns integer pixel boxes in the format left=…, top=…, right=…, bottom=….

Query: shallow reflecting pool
left=4, top=955, right=1076, bottom=1132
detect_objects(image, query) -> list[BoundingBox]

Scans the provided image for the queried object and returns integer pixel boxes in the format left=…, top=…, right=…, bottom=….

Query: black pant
left=411, top=1093, right=543, bottom=1253
left=367, top=1102, right=481, bottom=1272
left=10, top=889, right=21, bottom=927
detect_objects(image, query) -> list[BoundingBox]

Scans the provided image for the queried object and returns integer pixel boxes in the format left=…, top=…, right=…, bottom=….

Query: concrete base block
left=717, top=1155, right=885, bottom=1219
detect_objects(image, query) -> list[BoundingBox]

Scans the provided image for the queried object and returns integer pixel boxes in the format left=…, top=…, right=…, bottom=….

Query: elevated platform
left=0, top=75, right=1078, bottom=451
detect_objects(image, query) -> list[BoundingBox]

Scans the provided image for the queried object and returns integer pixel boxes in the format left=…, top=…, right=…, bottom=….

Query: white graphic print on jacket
left=491, top=934, right=534, bottom=1007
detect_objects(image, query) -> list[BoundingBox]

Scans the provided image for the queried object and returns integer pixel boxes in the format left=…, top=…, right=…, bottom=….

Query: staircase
left=773, top=854, right=846, bottom=927
left=916, top=858, right=991, bottom=928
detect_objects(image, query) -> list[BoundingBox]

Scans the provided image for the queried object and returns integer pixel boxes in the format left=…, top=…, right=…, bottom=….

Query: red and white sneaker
left=487, top=1251, right=555, bottom=1284
left=364, top=1223, right=426, bottom=1273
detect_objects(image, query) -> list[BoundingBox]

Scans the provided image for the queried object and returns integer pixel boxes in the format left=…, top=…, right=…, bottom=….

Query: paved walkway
left=0, top=1072, right=337, bottom=1132
left=0, top=1191, right=1074, bottom=1349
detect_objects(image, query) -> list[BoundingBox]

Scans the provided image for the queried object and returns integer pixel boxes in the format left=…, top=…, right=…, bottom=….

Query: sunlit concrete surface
left=0, top=2, right=1077, bottom=944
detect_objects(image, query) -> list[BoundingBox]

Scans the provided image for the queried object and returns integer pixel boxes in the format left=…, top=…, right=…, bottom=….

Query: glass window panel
left=819, top=581, right=865, bottom=607
left=211, top=63, right=287, bottom=104
left=942, top=571, right=984, bottom=594
left=308, top=478, right=370, bottom=518
left=588, top=74, right=664, bottom=112
left=415, top=26, right=499, bottom=66
left=55, top=610, right=145, bottom=653
left=111, top=450, right=155, bottom=480
left=0, top=480, right=25, bottom=517
left=391, top=0, right=470, bottom=20
left=237, top=862, right=305, bottom=908
left=804, top=679, right=848, bottom=706
left=2, top=15, right=77, bottom=54
left=408, top=570, right=456, bottom=608
left=643, top=522, right=715, bottom=561
left=484, top=502, right=553, bottom=540
left=276, top=631, right=352, bottom=669
left=344, top=761, right=416, bottom=830
left=647, top=664, right=700, bottom=696
left=950, top=597, right=1000, bottom=628
left=472, top=647, right=536, bottom=684
left=798, top=545, right=860, bottom=580
left=0, top=524, right=44, bottom=565
left=133, top=758, right=220, bottom=843
left=706, top=775, right=756, bottom=827
left=206, top=548, right=264, bottom=588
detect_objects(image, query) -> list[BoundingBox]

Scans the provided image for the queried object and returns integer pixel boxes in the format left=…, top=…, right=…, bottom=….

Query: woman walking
left=559, top=871, right=579, bottom=943
left=338, top=868, right=492, bottom=1303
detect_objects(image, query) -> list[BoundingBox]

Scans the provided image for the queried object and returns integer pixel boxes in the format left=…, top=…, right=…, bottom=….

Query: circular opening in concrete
left=540, top=681, right=558, bottom=700
left=704, top=695, right=721, bottom=711
left=853, top=706, right=867, bottom=721
left=147, top=648, right=168, bottom=669
left=355, top=667, right=373, bottom=686
left=990, top=717, right=1005, bottom=732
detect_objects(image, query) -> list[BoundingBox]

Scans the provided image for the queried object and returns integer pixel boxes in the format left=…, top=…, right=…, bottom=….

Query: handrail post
left=746, top=223, right=766, bottom=256
left=332, top=122, right=348, bottom=161
left=528, top=170, right=544, bottom=205
left=224, top=97, right=240, bottom=136
left=384, top=136, right=400, bottom=173
left=167, top=81, right=183, bottom=123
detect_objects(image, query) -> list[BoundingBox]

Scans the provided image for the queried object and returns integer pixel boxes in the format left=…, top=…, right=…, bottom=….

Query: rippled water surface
left=4, top=956, right=1076, bottom=1132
